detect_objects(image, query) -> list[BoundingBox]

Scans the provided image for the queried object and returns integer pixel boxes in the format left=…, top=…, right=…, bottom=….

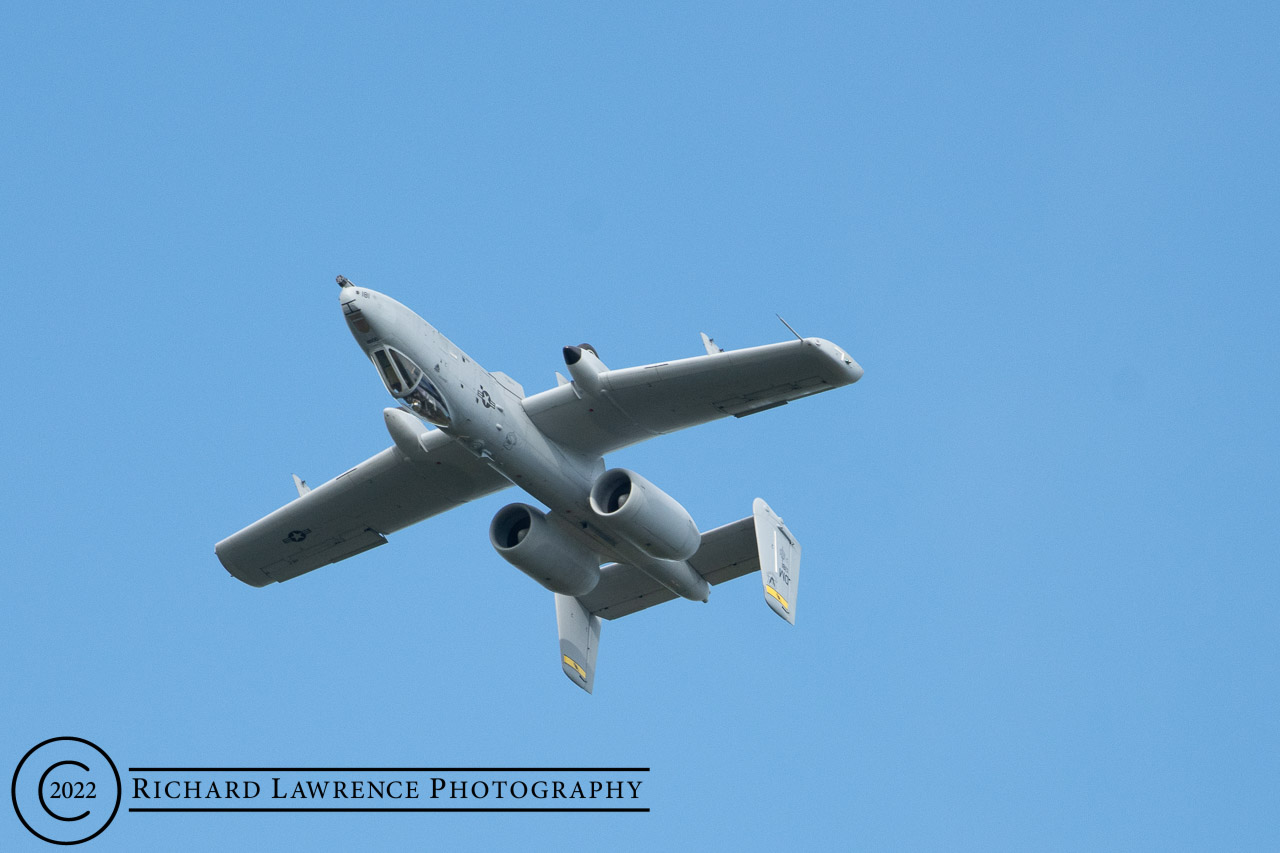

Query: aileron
left=577, top=516, right=765, bottom=620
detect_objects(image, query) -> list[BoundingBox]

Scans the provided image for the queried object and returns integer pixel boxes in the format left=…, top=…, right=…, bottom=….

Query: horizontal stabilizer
left=561, top=502, right=800, bottom=692
left=575, top=518, right=748, bottom=619
left=753, top=498, right=800, bottom=624
left=555, top=593, right=601, bottom=693
left=574, top=500, right=801, bottom=625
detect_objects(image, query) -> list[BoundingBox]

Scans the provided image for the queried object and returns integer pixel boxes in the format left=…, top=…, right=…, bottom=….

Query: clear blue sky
left=3, top=2, right=1277, bottom=850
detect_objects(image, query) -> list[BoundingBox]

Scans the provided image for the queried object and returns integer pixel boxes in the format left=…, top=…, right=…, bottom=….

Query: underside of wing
left=215, top=430, right=509, bottom=586
left=577, top=516, right=760, bottom=619
left=521, top=337, right=862, bottom=457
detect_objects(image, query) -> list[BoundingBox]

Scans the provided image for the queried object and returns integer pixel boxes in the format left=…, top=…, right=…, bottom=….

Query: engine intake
left=588, top=468, right=701, bottom=561
left=489, top=504, right=600, bottom=596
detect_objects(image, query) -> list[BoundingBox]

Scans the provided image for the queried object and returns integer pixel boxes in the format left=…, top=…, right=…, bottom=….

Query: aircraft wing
left=215, top=430, right=509, bottom=586
left=521, top=337, right=861, bottom=458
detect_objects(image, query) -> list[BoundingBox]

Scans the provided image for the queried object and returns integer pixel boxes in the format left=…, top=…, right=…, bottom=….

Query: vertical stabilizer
left=752, top=498, right=801, bottom=624
left=555, top=593, right=602, bottom=693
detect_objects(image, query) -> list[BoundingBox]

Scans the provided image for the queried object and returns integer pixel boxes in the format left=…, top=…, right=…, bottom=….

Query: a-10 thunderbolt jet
left=216, top=276, right=864, bottom=692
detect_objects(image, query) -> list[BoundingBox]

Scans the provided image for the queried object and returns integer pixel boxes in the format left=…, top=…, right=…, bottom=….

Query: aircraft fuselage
left=338, top=281, right=711, bottom=600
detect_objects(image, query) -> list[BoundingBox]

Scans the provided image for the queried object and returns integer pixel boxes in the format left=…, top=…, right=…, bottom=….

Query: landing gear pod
left=489, top=504, right=601, bottom=596
left=383, top=407, right=433, bottom=461
left=562, top=343, right=607, bottom=395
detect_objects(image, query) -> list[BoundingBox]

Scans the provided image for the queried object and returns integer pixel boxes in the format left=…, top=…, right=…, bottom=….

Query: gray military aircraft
left=216, top=277, right=863, bottom=692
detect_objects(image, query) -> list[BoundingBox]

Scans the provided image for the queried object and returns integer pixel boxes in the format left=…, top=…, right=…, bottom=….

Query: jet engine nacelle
left=489, top=503, right=601, bottom=596
left=589, top=468, right=701, bottom=562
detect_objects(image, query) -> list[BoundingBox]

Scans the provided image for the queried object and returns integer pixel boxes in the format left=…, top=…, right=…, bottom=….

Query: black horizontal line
left=130, top=807, right=649, bottom=813
left=127, top=768, right=649, bottom=773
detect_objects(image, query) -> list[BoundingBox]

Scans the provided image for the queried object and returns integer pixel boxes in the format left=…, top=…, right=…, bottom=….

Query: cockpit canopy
left=371, top=347, right=451, bottom=427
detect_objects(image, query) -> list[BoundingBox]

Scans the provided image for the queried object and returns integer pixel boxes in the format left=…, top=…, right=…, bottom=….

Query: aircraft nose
left=337, top=275, right=357, bottom=303
left=339, top=278, right=375, bottom=335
